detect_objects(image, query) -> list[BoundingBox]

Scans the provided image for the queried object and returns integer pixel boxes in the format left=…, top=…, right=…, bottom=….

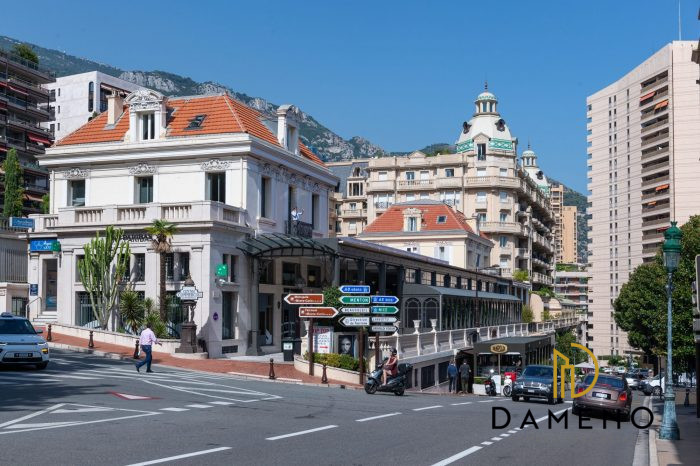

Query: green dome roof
left=476, top=91, right=497, bottom=102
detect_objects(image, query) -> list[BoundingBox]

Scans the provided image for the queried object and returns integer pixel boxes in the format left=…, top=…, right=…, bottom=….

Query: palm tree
left=119, top=289, right=144, bottom=334
left=145, top=219, right=177, bottom=321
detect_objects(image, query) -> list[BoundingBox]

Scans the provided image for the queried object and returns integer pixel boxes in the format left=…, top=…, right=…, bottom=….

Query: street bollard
left=685, top=387, right=690, bottom=407
left=47, top=324, right=52, bottom=342
left=322, top=364, right=328, bottom=384
left=88, top=330, right=94, bottom=348
left=133, top=340, right=140, bottom=359
left=269, top=358, right=276, bottom=380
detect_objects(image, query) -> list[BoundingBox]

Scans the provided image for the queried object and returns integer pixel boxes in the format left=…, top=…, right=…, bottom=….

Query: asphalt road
left=0, top=350, right=648, bottom=465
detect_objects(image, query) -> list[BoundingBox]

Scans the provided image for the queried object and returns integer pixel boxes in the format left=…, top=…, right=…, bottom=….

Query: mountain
left=0, top=36, right=385, bottom=161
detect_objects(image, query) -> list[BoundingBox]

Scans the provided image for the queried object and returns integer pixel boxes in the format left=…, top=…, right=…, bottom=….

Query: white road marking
left=266, top=425, right=338, bottom=441
left=490, top=437, right=503, bottom=441
left=40, top=374, right=99, bottom=380
left=508, top=430, right=518, bottom=434
left=478, top=400, right=494, bottom=403
left=160, top=408, right=189, bottom=412
left=53, top=407, right=114, bottom=414
left=140, top=379, right=281, bottom=403
left=500, top=433, right=510, bottom=437
left=412, top=405, right=443, bottom=411
left=208, top=401, right=234, bottom=406
left=6, top=422, right=78, bottom=429
left=430, top=446, right=482, bottom=466
left=185, top=404, right=212, bottom=409
left=355, top=412, right=401, bottom=422
left=450, top=402, right=472, bottom=406
left=481, top=441, right=492, bottom=446
left=565, top=400, right=573, bottom=404
left=534, top=407, right=570, bottom=424
left=125, top=446, right=232, bottom=466
left=0, top=403, right=65, bottom=429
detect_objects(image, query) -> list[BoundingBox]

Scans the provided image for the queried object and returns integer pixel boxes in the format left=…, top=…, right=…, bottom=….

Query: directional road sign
left=371, top=316, right=397, bottom=324
left=341, top=316, right=370, bottom=327
left=177, top=286, right=202, bottom=301
left=371, top=306, right=399, bottom=314
left=284, top=294, right=324, bottom=305
left=339, top=285, right=370, bottom=294
left=340, top=296, right=371, bottom=305
left=371, top=325, right=397, bottom=333
left=371, top=295, right=399, bottom=304
left=340, top=307, right=370, bottom=314
left=9, top=217, right=35, bottom=229
left=299, top=307, right=339, bottom=318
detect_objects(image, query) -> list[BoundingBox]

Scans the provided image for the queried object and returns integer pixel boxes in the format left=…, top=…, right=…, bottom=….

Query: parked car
left=641, top=375, right=665, bottom=396
left=511, top=365, right=563, bottom=405
left=572, top=373, right=632, bottom=421
left=615, top=366, right=627, bottom=374
left=625, top=373, right=645, bottom=390
left=0, top=312, right=50, bottom=369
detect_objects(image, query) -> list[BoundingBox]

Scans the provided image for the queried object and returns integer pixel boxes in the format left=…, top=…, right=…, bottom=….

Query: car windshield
left=0, top=319, right=37, bottom=335
left=522, top=366, right=553, bottom=378
left=584, top=374, right=624, bottom=389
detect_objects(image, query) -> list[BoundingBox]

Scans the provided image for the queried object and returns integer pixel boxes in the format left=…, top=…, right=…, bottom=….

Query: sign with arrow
left=340, top=307, right=370, bottom=314
left=299, top=307, right=339, bottom=319
left=340, top=296, right=371, bottom=305
left=371, top=325, right=397, bottom=333
left=370, top=295, right=399, bottom=304
left=284, top=294, right=324, bottom=305
left=339, top=285, right=370, bottom=294
left=371, top=306, right=399, bottom=314
left=341, top=316, right=370, bottom=327
left=371, top=316, right=397, bottom=324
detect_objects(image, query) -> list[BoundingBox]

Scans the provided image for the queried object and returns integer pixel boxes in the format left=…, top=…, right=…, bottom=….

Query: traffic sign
left=341, top=316, right=370, bottom=327
left=371, top=316, right=397, bottom=324
left=284, top=294, right=324, bottom=305
left=340, top=296, right=371, bottom=305
left=371, top=325, right=397, bottom=333
left=299, top=307, right=339, bottom=318
left=176, top=286, right=202, bottom=301
left=340, top=307, right=370, bottom=314
left=9, top=217, right=35, bottom=229
left=371, top=295, right=399, bottom=304
left=339, top=285, right=370, bottom=294
left=371, top=306, right=399, bottom=314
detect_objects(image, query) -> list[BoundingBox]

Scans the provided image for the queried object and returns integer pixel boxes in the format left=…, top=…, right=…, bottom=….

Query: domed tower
left=521, top=144, right=550, bottom=195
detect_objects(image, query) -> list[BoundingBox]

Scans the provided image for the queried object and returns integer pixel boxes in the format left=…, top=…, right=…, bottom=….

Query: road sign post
left=340, top=307, right=370, bottom=314
left=299, top=307, right=339, bottom=318
left=340, top=316, right=370, bottom=327
left=370, top=325, right=397, bottom=333
left=339, top=285, right=370, bottom=294
left=340, top=296, right=371, bottom=305
left=309, top=318, right=315, bottom=376
left=370, top=295, right=399, bottom=304
left=371, top=306, right=399, bottom=314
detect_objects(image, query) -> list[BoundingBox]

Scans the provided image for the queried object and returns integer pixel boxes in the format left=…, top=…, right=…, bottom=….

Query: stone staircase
left=33, top=310, right=58, bottom=324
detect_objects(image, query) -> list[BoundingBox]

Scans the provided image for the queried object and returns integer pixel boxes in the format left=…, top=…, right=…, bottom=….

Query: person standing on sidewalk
left=459, top=361, right=471, bottom=394
left=135, top=323, right=161, bottom=373
left=448, top=360, right=458, bottom=393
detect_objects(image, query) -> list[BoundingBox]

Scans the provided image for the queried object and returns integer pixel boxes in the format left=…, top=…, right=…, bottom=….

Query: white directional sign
left=176, top=286, right=202, bottom=301
left=340, top=307, right=370, bottom=314
left=371, top=325, right=397, bottom=333
left=341, top=316, right=370, bottom=327
left=371, top=316, right=397, bottom=324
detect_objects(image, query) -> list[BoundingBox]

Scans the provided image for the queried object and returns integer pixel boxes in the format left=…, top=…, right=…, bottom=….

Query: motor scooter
left=502, top=374, right=513, bottom=397
left=484, top=374, right=497, bottom=396
left=365, top=359, right=411, bottom=396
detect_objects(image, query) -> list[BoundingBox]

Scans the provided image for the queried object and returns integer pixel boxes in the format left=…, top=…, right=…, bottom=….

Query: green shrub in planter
left=303, top=352, right=366, bottom=371
left=474, top=376, right=487, bottom=384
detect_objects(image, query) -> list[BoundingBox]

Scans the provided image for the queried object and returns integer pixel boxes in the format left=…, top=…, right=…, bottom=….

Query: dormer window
left=141, top=113, right=155, bottom=140
left=186, top=114, right=206, bottom=130
left=407, top=217, right=418, bottom=232
left=436, top=215, right=447, bottom=224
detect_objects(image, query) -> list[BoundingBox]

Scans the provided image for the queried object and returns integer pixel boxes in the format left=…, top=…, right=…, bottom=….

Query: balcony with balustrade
left=464, top=176, right=520, bottom=189
left=397, top=179, right=435, bottom=191
left=366, top=180, right=395, bottom=192
left=478, top=221, right=526, bottom=236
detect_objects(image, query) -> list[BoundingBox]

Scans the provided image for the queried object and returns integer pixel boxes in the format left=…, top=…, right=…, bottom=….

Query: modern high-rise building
left=586, top=41, right=700, bottom=358
left=561, top=206, right=578, bottom=264
left=0, top=47, right=55, bottom=215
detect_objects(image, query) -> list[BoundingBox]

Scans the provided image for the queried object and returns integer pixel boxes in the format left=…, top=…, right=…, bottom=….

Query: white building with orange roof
left=27, top=88, right=337, bottom=357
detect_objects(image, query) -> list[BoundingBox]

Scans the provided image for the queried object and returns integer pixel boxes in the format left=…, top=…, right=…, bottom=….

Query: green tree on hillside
left=12, top=43, right=38, bottom=64
left=2, top=148, right=25, bottom=217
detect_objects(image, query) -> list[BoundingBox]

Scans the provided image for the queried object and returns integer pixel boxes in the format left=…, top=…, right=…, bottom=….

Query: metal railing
left=0, top=48, right=56, bottom=77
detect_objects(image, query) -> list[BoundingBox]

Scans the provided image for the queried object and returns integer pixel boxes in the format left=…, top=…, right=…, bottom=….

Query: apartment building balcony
left=398, top=179, right=434, bottom=191
left=532, top=231, right=554, bottom=252
left=6, top=74, right=50, bottom=98
left=479, top=221, right=526, bottom=236
left=640, top=131, right=669, bottom=149
left=366, top=180, right=395, bottom=192
left=6, top=115, right=53, bottom=137
left=374, top=201, right=392, bottom=212
left=341, top=208, right=367, bottom=218
left=641, top=216, right=670, bottom=228
left=640, top=102, right=668, bottom=123
left=30, top=201, right=247, bottom=234
left=532, top=272, right=553, bottom=286
left=465, top=176, right=520, bottom=189
left=435, top=177, right=463, bottom=189
left=641, top=188, right=670, bottom=201
left=641, top=173, right=669, bottom=188
left=641, top=158, right=670, bottom=176
left=515, top=247, right=528, bottom=259
left=642, top=242, right=663, bottom=256
left=642, top=231, right=664, bottom=242
left=640, top=116, right=669, bottom=135
left=0, top=49, right=55, bottom=82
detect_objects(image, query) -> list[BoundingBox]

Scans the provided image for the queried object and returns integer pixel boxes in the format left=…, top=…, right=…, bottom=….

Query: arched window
left=88, top=82, right=94, bottom=112
left=423, top=298, right=439, bottom=329
left=406, top=299, right=420, bottom=329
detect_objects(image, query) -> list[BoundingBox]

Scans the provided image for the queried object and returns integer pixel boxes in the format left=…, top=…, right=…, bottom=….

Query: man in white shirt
left=135, top=323, right=161, bottom=373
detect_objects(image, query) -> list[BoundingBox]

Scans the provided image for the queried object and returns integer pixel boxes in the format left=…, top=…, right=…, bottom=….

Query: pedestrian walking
left=447, top=360, right=458, bottom=393
left=135, top=323, right=161, bottom=373
left=459, top=361, right=471, bottom=394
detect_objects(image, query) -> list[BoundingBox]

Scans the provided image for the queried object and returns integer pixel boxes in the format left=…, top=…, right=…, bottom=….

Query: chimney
left=107, top=93, right=124, bottom=125
left=276, top=104, right=299, bottom=155
left=467, top=215, right=480, bottom=235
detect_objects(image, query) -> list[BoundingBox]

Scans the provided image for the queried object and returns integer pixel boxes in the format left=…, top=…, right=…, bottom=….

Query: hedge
left=303, top=352, right=367, bottom=372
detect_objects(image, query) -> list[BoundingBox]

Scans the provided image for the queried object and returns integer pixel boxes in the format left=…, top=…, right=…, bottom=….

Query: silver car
left=0, top=312, right=50, bottom=369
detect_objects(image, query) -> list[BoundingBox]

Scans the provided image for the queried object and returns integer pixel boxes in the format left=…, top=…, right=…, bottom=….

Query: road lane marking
left=507, top=430, right=518, bottom=434
left=412, top=405, right=442, bottom=411
left=430, top=446, right=482, bottom=466
left=534, top=407, right=570, bottom=424
left=490, top=437, right=503, bottom=441
left=356, top=412, right=401, bottom=422
left=0, top=403, right=65, bottom=429
left=481, top=441, right=492, bottom=446
left=478, top=400, right=494, bottom=403
left=565, top=400, right=573, bottom=404
left=160, top=408, right=189, bottom=412
left=208, top=401, right=235, bottom=406
left=40, top=374, right=99, bottom=380
left=266, top=425, right=337, bottom=441
left=185, top=404, right=212, bottom=409
left=500, top=433, right=510, bottom=437
left=124, top=446, right=232, bottom=466
left=450, top=402, right=472, bottom=406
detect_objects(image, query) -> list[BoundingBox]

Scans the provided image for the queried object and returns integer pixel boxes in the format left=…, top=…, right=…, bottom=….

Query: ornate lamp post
left=659, top=221, right=682, bottom=440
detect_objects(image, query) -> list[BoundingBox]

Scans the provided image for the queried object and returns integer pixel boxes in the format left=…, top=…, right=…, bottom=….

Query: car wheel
left=512, top=395, right=519, bottom=402
left=652, top=386, right=662, bottom=397
left=548, top=395, right=555, bottom=405
left=36, top=362, right=48, bottom=370
left=619, top=411, right=630, bottom=422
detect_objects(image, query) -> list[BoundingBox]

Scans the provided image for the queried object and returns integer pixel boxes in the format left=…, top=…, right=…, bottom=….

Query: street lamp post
left=659, top=221, right=682, bottom=440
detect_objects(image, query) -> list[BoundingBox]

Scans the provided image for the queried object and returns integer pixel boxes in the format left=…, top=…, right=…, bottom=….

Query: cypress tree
left=2, top=148, right=25, bottom=217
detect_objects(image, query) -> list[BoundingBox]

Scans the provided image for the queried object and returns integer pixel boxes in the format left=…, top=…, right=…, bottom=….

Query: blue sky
left=3, top=1, right=699, bottom=192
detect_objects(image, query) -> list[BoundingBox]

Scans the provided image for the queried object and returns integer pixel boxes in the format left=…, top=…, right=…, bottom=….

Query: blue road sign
left=370, top=295, right=399, bottom=304
left=29, top=284, right=38, bottom=296
left=9, top=217, right=35, bottom=229
left=30, top=239, right=58, bottom=252
left=339, top=285, right=370, bottom=294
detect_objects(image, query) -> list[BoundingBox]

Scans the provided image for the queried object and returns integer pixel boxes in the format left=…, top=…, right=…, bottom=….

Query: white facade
left=28, top=90, right=337, bottom=357
left=586, top=41, right=700, bottom=358
left=45, top=71, right=141, bottom=140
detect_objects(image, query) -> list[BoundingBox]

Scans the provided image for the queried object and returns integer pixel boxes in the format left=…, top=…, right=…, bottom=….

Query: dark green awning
left=236, top=233, right=337, bottom=258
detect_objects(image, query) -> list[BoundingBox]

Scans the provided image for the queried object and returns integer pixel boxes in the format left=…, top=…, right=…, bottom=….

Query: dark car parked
left=511, top=365, right=563, bottom=405
left=573, top=373, right=632, bottom=421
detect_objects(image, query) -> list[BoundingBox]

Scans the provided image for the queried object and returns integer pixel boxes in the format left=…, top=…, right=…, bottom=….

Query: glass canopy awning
left=236, top=233, right=337, bottom=258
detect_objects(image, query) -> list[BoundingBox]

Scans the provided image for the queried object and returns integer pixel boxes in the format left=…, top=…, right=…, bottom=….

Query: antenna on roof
left=484, top=80, right=488, bottom=91
left=677, top=0, right=681, bottom=40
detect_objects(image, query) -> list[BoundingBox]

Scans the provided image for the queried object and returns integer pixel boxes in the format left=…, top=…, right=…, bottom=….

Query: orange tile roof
left=56, top=94, right=324, bottom=166
left=363, top=202, right=480, bottom=235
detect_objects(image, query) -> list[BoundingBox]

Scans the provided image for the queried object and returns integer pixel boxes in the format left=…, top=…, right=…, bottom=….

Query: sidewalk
left=650, top=388, right=700, bottom=466
left=44, top=330, right=358, bottom=387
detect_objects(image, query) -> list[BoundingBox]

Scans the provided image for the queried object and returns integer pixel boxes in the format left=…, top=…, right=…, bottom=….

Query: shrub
left=474, top=376, right=487, bottom=384
left=303, top=352, right=366, bottom=372
left=521, top=305, right=534, bottom=323
left=513, top=269, right=529, bottom=282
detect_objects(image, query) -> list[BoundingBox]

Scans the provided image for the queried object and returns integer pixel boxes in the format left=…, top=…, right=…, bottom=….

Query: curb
left=646, top=396, right=658, bottom=466
left=48, top=341, right=359, bottom=389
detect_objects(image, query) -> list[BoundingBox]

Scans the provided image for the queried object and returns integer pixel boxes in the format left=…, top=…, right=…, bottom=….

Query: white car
left=0, top=312, right=50, bottom=369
